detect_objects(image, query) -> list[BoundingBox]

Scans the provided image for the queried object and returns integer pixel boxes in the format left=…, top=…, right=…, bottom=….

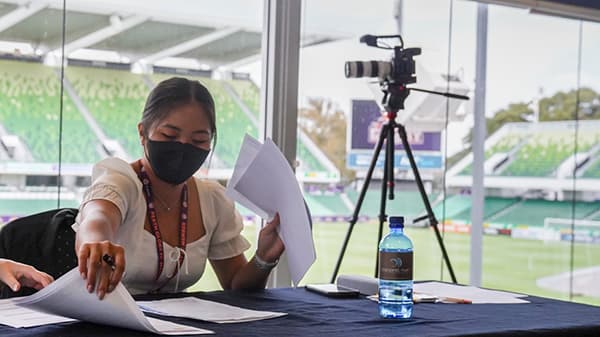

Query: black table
left=2, top=286, right=600, bottom=336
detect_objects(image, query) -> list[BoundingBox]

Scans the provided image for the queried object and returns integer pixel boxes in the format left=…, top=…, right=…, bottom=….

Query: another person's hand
left=0, top=259, right=53, bottom=292
left=256, top=213, right=285, bottom=264
left=77, top=241, right=125, bottom=300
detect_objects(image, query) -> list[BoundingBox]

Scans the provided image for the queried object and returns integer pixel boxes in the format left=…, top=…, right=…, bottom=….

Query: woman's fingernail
left=81, top=272, right=86, bottom=279
left=98, top=290, right=105, bottom=299
left=11, top=283, right=19, bottom=292
left=87, top=284, right=93, bottom=293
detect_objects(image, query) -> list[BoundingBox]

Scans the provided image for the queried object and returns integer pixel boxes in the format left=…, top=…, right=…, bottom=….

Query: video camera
left=344, top=34, right=421, bottom=86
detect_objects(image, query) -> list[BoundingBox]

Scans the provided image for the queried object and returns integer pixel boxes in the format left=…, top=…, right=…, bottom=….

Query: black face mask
left=146, top=139, right=210, bottom=185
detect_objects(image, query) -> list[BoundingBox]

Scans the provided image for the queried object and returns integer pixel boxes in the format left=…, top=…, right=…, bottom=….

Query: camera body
left=344, top=34, right=421, bottom=86
left=388, top=46, right=421, bottom=85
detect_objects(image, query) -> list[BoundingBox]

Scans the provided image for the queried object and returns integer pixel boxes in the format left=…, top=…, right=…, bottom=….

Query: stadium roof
left=0, top=0, right=344, bottom=70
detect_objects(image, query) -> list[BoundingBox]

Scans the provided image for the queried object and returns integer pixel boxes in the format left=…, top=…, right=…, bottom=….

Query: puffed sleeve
left=73, top=158, right=141, bottom=230
left=203, top=180, right=251, bottom=260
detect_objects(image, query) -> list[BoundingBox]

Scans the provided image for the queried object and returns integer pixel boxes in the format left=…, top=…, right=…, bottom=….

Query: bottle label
left=379, top=251, right=413, bottom=280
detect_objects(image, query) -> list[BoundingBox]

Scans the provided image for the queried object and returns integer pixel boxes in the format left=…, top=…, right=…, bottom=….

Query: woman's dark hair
left=140, top=77, right=217, bottom=150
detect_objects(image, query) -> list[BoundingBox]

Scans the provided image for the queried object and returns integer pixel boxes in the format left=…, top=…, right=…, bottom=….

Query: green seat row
left=460, top=133, right=525, bottom=175
left=0, top=198, right=79, bottom=220
left=226, top=79, right=260, bottom=119
left=0, top=60, right=101, bottom=163
left=501, top=131, right=598, bottom=177
left=492, top=198, right=600, bottom=227
left=66, top=66, right=149, bottom=159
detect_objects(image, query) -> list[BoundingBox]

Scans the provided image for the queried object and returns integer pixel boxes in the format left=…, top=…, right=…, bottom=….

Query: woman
left=74, top=77, right=285, bottom=299
left=0, top=258, right=53, bottom=292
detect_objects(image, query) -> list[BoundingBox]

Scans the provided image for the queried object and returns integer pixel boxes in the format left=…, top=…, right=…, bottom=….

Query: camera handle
left=331, top=81, right=460, bottom=284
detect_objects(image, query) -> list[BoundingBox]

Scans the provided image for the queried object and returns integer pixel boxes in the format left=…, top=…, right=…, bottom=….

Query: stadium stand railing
left=65, top=65, right=149, bottom=159
left=226, top=79, right=260, bottom=119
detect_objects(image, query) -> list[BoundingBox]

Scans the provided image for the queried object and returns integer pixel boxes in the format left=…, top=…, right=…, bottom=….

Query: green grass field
left=190, top=220, right=600, bottom=307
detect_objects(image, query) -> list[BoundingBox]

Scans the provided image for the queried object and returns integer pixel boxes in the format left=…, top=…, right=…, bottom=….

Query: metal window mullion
left=470, top=3, right=488, bottom=287
left=260, top=0, right=302, bottom=288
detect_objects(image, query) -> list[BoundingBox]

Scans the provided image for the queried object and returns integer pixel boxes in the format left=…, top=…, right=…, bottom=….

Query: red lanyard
left=139, top=164, right=188, bottom=291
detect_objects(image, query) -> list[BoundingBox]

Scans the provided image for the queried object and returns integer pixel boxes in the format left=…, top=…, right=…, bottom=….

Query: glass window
left=298, top=0, right=475, bottom=284
left=0, top=0, right=265, bottom=291
left=298, top=0, right=600, bottom=307
left=475, top=5, right=600, bottom=306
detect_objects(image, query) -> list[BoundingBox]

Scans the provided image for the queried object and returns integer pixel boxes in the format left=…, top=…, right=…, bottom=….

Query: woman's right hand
left=77, top=241, right=125, bottom=300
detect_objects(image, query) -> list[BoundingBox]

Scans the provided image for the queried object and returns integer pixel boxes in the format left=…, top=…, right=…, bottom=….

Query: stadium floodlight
left=332, top=34, right=469, bottom=284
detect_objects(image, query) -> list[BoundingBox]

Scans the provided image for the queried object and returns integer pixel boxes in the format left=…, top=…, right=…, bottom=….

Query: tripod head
left=345, top=34, right=469, bottom=115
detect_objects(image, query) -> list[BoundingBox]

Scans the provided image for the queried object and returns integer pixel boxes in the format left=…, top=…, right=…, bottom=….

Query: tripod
left=331, top=81, right=461, bottom=284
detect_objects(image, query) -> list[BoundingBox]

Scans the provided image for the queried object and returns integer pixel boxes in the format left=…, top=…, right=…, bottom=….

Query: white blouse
left=73, top=157, right=251, bottom=294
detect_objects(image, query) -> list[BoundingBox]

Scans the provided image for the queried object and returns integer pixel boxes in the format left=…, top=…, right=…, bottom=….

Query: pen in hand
left=102, top=254, right=116, bottom=271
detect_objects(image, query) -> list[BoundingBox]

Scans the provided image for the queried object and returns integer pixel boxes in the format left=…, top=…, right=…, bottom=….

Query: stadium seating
left=490, top=198, right=600, bottom=227
left=226, top=79, right=260, bottom=119
left=0, top=60, right=101, bottom=163
left=501, top=132, right=597, bottom=177
left=345, top=189, right=433, bottom=221
left=304, top=193, right=350, bottom=217
left=442, top=196, right=519, bottom=222
left=581, top=157, right=600, bottom=178
left=460, top=133, right=525, bottom=175
left=460, top=127, right=600, bottom=178
left=0, top=198, right=79, bottom=220
left=297, top=141, right=327, bottom=172
left=432, top=194, right=472, bottom=220
left=226, top=78, right=329, bottom=173
left=66, top=66, right=148, bottom=159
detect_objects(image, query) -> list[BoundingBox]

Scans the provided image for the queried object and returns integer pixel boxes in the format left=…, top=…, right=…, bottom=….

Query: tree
left=298, top=98, right=355, bottom=182
left=539, top=87, right=600, bottom=121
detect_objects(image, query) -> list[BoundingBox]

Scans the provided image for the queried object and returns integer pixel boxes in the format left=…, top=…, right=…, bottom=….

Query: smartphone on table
left=305, top=284, right=360, bottom=298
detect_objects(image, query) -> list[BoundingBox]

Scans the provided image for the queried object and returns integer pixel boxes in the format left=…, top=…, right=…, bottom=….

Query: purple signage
left=350, top=100, right=441, bottom=151
left=0, top=215, right=20, bottom=225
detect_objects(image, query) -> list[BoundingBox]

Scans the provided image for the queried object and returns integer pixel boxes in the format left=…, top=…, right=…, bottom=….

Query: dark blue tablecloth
left=2, top=287, right=600, bottom=336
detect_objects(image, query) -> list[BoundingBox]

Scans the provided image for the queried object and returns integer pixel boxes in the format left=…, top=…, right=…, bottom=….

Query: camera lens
left=345, top=61, right=391, bottom=79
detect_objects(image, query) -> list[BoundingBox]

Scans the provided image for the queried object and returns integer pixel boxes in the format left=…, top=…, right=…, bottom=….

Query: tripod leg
left=396, top=124, right=458, bottom=283
left=375, top=144, right=389, bottom=278
left=331, top=124, right=389, bottom=283
left=374, top=119, right=396, bottom=277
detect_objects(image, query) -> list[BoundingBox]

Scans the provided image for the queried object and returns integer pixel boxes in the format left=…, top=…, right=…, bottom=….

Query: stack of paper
left=138, top=297, right=287, bottom=323
left=413, top=282, right=530, bottom=304
left=226, top=135, right=316, bottom=286
left=0, top=299, right=76, bottom=328
left=12, top=268, right=213, bottom=334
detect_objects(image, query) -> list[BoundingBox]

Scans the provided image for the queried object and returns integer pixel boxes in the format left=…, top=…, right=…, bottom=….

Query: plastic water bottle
left=378, top=216, right=413, bottom=319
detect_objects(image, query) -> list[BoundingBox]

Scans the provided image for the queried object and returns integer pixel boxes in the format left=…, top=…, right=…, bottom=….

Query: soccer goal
left=543, top=217, right=600, bottom=244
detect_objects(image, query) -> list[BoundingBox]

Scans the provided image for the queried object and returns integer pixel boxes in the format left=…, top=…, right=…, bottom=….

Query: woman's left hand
left=256, top=213, right=285, bottom=263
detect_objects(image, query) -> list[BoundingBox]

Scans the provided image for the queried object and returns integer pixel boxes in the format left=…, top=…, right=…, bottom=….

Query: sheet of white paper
left=0, top=299, right=76, bottom=328
left=226, top=134, right=269, bottom=220
left=413, top=282, right=530, bottom=304
left=232, top=138, right=316, bottom=285
left=12, top=268, right=213, bottom=334
left=138, top=297, right=287, bottom=323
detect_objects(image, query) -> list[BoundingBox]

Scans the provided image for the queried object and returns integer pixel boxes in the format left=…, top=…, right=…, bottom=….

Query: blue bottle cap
left=388, top=216, right=404, bottom=228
